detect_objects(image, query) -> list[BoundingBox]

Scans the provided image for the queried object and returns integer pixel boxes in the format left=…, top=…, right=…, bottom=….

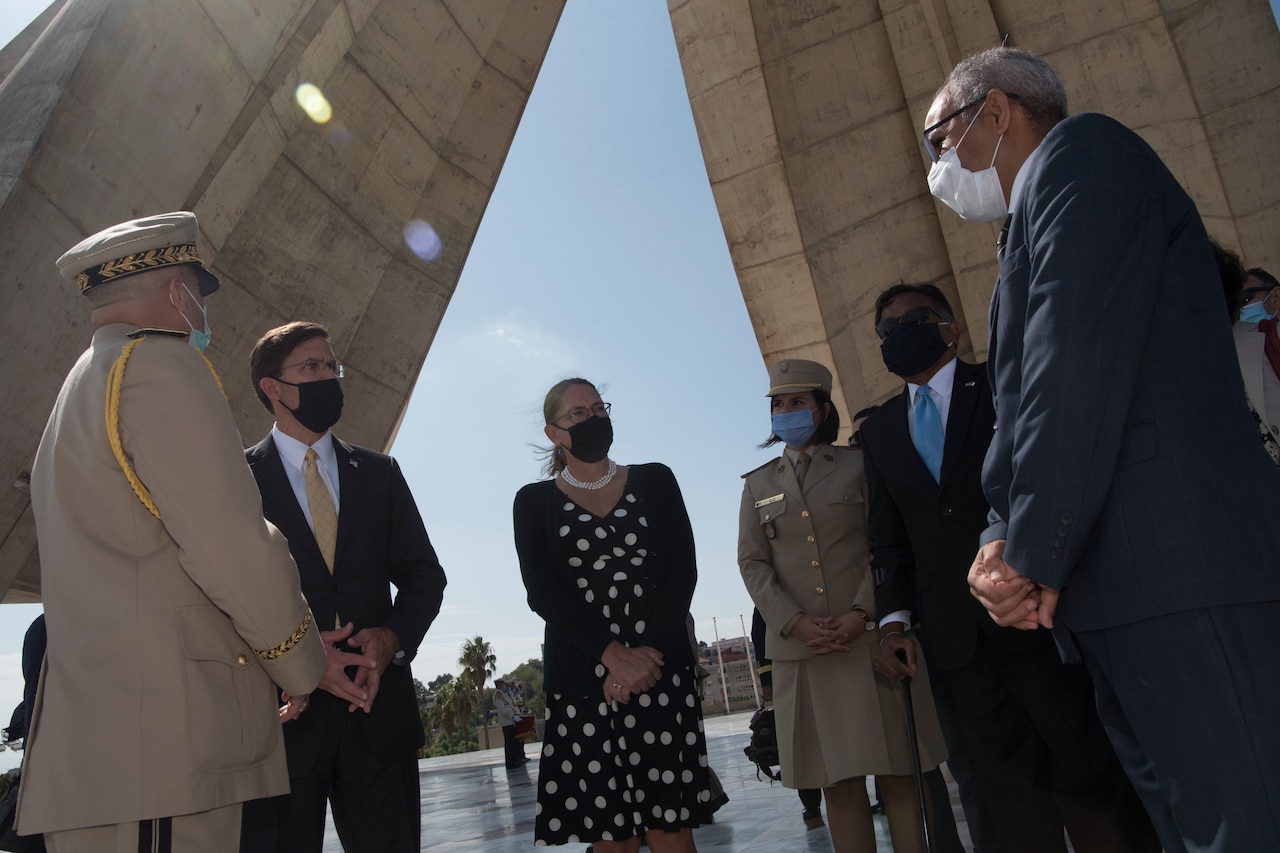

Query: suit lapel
left=772, top=456, right=802, bottom=503
left=332, top=436, right=359, bottom=576
left=880, top=389, right=939, bottom=490
left=802, top=447, right=838, bottom=493
left=940, top=361, right=983, bottom=486
left=247, top=437, right=325, bottom=569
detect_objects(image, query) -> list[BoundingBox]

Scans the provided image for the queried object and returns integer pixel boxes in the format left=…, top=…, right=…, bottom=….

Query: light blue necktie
left=913, top=384, right=944, bottom=483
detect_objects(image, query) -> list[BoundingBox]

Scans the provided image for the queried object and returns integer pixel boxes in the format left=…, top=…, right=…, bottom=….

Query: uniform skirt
left=772, top=634, right=947, bottom=789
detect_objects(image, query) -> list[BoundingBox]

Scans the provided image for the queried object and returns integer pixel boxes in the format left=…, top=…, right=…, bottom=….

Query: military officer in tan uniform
left=18, top=212, right=326, bottom=852
left=738, top=359, right=946, bottom=853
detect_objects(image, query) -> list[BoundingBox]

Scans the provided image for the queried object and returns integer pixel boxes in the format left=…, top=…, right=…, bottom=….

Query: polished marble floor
left=323, top=709, right=973, bottom=852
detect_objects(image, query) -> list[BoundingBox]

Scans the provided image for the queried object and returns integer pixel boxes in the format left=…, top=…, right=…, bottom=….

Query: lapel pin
left=964, top=380, right=977, bottom=388
left=349, top=458, right=359, bottom=467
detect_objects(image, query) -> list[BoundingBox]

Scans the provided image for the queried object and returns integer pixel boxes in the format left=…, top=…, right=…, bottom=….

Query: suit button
left=815, top=587, right=825, bottom=596
left=765, top=513, right=772, bottom=521
left=801, top=510, right=810, bottom=518
left=237, top=654, right=249, bottom=666
left=333, top=584, right=342, bottom=593
left=941, top=508, right=953, bottom=518
left=1052, top=548, right=1065, bottom=559
left=1059, top=512, right=1073, bottom=523
left=811, top=561, right=820, bottom=568
left=807, top=536, right=815, bottom=543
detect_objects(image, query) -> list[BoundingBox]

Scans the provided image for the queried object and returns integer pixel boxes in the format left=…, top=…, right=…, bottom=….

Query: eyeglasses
left=556, top=402, right=611, bottom=425
left=921, top=92, right=1020, bottom=162
left=276, top=358, right=345, bottom=379
left=875, top=306, right=952, bottom=340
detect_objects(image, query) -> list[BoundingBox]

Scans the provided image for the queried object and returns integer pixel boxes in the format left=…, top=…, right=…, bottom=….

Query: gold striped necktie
left=304, top=448, right=338, bottom=573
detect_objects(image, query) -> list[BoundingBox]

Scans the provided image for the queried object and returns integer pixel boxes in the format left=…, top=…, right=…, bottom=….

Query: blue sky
left=0, top=1, right=775, bottom=771
left=0, top=1, right=1277, bottom=773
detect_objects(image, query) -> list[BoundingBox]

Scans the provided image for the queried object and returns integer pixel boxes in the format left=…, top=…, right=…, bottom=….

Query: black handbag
left=743, top=706, right=782, bottom=781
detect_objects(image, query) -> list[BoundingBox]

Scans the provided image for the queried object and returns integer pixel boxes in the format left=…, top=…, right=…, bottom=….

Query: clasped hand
left=304, top=621, right=399, bottom=715
left=600, top=642, right=664, bottom=705
left=967, top=539, right=1059, bottom=630
left=789, top=612, right=867, bottom=654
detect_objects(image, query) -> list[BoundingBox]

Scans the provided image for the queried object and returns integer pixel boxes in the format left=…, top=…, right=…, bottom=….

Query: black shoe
left=802, top=809, right=824, bottom=829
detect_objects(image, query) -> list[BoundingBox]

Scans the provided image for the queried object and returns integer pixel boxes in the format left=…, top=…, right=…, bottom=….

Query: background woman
left=513, top=378, right=714, bottom=852
left=738, top=359, right=946, bottom=853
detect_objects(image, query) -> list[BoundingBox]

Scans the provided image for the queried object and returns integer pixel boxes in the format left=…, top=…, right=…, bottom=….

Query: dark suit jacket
left=983, top=113, right=1280, bottom=631
left=513, top=463, right=696, bottom=696
left=246, top=434, right=447, bottom=774
left=863, top=359, right=1046, bottom=670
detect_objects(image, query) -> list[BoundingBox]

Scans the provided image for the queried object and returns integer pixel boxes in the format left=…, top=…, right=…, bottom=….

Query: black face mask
left=880, top=322, right=952, bottom=377
left=277, top=377, right=344, bottom=433
left=565, top=415, right=614, bottom=464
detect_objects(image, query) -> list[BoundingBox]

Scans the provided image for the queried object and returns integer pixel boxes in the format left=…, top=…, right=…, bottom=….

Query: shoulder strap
left=104, top=337, right=226, bottom=519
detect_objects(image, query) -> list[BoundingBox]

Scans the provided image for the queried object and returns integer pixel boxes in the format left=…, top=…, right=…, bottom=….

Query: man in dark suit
left=924, top=48, right=1280, bottom=852
left=863, top=283, right=1153, bottom=852
left=240, top=321, right=447, bottom=853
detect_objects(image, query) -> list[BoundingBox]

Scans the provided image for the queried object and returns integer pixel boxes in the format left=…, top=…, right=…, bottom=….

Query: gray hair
left=942, top=47, right=1068, bottom=135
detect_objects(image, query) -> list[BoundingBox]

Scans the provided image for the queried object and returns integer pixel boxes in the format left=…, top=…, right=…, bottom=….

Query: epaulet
left=127, top=327, right=187, bottom=339
left=741, top=458, right=777, bottom=479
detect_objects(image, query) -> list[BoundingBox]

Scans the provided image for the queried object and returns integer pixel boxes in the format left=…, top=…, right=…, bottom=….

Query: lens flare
left=295, top=83, right=333, bottom=124
left=403, top=220, right=443, bottom=262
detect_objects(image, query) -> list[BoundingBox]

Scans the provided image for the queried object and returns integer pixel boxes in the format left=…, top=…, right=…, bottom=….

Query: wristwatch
left=853, top=606, right=876, bottom=633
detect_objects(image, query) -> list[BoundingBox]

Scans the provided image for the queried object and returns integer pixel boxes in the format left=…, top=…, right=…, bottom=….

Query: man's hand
left=347, top=626, right=402, bottom=713
left=873, top=622, right=914, bottom=680
left=315, top=622, right=377, bottom=712
left=600, top=642, right=664, bottom=693
left=278, top=692, right=310, bottom=722
left=789, top=615, right=849, bottom=655
left=968, top=539, right=1055, bottom=630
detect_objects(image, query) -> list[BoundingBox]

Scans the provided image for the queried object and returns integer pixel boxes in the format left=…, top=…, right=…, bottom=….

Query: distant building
left=699, top=635, right=760, bottom=715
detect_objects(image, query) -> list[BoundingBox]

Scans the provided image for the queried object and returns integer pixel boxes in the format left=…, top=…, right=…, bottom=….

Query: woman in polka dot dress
left=514, top=378, right=715, bottom=852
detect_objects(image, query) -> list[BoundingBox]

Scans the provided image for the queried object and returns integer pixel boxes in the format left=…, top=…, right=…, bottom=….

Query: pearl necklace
left=561, top=459, right=617, bottom=491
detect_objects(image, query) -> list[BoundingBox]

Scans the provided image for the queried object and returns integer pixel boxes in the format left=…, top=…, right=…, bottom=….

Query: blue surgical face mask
left=771, top=408, right=819, bottom=448
left=172, top=279, right=212, bottom=353
left=1240, top=301, right=1274, bottom=324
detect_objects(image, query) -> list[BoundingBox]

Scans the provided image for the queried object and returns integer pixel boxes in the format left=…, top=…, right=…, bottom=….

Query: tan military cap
left=56, top=211, right=220, bottom=296
left=767, top=359, right=832, bottom=396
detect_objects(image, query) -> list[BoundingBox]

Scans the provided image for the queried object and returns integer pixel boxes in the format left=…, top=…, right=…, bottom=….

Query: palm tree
left=459, top=636, right=497, bottom=750
left=427, top=676, right=471, bottom=743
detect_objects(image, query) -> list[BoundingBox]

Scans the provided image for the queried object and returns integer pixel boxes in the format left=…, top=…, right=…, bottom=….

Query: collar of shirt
left=783, top=443, right=825, bottom=471
left=1008, top=140, right=1044, bottom=217
left=906, top=357, right=958, bottom=437
left=271, top=425, right=340, bottom=513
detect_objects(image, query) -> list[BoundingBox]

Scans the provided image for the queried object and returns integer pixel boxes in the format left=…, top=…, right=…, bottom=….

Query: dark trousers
left=1075, top=602, right=1280, bottom=853
left=502, top=723, right=524, bottom=767
left=239, top=709, right=421, bottom=853
left=939, top=633, right=1157, bottom=852
left=927, top=655, right=999, bottom=852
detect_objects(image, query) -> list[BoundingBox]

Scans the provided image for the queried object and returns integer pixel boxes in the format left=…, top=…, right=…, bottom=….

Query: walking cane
left=895, top=648, right=932, bottom=853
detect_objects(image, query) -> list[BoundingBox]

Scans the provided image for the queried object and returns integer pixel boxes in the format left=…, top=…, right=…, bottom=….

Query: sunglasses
left=875, top=306, right=952, bottom=340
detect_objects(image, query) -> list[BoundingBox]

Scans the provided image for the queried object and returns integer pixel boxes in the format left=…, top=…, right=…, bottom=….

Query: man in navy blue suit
left=239, top=321, right=447, bottom=853
left=923, top=48, right=1280, bottom=852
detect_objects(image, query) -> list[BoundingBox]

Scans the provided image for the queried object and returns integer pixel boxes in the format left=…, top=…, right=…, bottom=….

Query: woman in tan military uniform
left=738, top=359, right=946, bottom=853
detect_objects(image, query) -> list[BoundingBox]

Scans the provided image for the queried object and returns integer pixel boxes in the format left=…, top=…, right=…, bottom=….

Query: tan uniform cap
left=766, top=359, right=832, bottom=396
left=56, top=211, right=220, bottom=296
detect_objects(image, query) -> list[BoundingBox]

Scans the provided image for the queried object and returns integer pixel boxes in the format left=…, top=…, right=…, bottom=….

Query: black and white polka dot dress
left=534, top=487, right=715, bottom=846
